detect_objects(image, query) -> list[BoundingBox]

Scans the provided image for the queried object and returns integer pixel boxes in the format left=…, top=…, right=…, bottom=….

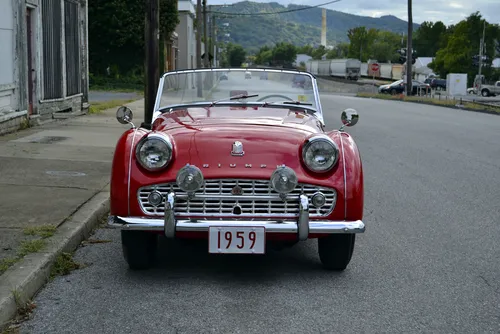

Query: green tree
left=88, top=0, right=179, bottom=76
left=347, top=27, right=378, bottom=61
left=413, top=21, right=447, bottom=57
left=297, top=45, right=314, bottom=56
left=255, top=46, right=272, bottom=65
left=370, top=31, right=402, bottom=62
left=272, top=42, right=297, bottom=66
left=311, top=45, right=326, bottom=60
left=225, top=43, right=247, bottom=67
left=429, top=12, right=500, bottom=85
left=326, top=42, right=349, bottom=59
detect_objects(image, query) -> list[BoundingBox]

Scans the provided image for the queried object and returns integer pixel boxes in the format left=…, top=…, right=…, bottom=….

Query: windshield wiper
left=209, top=94, right=259, bottom=106
left=261, top=100, right=317, bottom=114
left=281, top=101, right=313, bottom=106
left=262, top=100, right=314, bottom=107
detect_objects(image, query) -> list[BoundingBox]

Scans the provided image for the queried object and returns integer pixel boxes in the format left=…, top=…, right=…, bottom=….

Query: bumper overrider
left=108, top=165, right=365, bottom=241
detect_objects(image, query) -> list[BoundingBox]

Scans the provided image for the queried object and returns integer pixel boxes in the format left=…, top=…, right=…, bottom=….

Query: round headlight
left=136, top=134, right=173, bottom=171
left=302, top=136, right=339, bottom=173
left=270, top=166, right=298, bottom=194
left=176, top=164, right=204, bottom=193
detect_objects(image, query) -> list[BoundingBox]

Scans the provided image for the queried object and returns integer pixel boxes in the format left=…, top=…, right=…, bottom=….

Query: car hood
left=150, top=107, right=325, bottom=171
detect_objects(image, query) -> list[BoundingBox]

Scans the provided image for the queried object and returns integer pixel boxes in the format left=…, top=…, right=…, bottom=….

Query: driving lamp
left=270, top=166, right=298, bottom=194
left=136, top=134, right=173, bottom=171
left=147, top=190, right=163, bottom=206
left=311, top=192, right=326, bottom=207
left=176, top=164, right=204, bottom=193
left=302, top=136, right=339, bottom=173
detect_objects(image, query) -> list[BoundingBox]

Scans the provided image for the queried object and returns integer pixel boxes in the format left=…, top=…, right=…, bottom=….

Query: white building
left=0, top=0, right=89, bottom=135
left=413, top=57, right=435, bottom=81
left=294, top=54, right=312, bottom=67
left=175, top=0, right=198, bottom=70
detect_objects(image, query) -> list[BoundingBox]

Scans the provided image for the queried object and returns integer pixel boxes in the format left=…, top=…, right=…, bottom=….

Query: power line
left=208, top=0, right=342, bottom=16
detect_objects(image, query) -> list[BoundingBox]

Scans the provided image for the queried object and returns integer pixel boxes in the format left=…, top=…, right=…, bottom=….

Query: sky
left=208, top=0, right=500, bottom=25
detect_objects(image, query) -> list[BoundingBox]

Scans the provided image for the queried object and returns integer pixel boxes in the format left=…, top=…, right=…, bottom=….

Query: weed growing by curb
left=49, top=252, right=84, bottom=279
left=89, top=99, right=136, bottom=114
left=0, top=227, right=55, bottom=275
left=23, top=225, right=56, bottom=238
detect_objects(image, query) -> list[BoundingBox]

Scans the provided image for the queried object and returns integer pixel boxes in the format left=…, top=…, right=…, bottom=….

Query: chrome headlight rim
left=301, top=135, right=339, bottom=173
left=135, top=133, right=173, bottom=172
left=270, top=165, right=299, bottom=194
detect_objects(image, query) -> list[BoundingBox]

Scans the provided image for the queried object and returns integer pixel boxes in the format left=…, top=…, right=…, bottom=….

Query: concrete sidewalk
left=0, top=99, right=144, bottom=327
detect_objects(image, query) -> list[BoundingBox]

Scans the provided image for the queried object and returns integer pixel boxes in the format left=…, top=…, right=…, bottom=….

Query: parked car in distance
left=220, top=72, right=228, bottom=80
left=245, top=71, right=252, bottom=79
left=467, top=87, right=477, bottom=95
left=478, top=81, right=500, bottom=97
left=379, top=79, right=430, bottom=95
left=424, top=78, right=446, bottom=91
left=108, top=68, right=365, bottom=272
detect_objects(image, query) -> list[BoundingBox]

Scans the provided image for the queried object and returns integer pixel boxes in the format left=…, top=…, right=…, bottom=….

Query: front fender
left=338, top=132, right=363, bottom=221
left=110, top=127, right=149, bottom=216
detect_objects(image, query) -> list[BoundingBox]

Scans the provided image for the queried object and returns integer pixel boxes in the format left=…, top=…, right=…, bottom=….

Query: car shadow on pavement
left=131, top=236, right=343, bottom=280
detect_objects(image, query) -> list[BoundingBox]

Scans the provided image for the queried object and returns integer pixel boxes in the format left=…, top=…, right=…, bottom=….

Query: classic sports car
left=109, top=68, right=365, bottom=271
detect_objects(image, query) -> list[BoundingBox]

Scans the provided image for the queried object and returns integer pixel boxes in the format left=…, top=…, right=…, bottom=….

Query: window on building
left=41, top=0, right=63, bottom=99
left=64, top=0, right=81, bottom=96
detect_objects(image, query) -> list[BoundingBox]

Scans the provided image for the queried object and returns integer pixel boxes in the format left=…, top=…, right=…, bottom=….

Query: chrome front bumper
left=109, top=193, right=365, bottom=241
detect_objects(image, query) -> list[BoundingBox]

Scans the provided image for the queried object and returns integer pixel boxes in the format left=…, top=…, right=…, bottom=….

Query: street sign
left=371, top=63, right=380, bottom=72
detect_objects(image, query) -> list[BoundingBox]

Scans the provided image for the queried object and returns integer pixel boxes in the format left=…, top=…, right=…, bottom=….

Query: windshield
left=157, top=69, right=319, bottom=111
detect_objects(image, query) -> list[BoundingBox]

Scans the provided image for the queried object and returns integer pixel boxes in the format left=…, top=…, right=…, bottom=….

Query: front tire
left=318, top=234, right=356, bottom=271
left=121, top=230, right=158, bottom=270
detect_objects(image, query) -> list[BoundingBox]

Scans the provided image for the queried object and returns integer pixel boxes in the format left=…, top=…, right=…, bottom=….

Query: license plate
left=208, top=226, right=265, bottom=254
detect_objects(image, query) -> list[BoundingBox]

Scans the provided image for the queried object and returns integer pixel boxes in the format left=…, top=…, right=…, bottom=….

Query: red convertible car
left=108, top=68, right=365, bottom=271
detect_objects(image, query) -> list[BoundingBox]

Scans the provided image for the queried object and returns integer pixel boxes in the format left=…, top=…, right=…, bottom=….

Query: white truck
left=329, top=59, right=362, bottom=80
left=479, top=81, right=500, bottom=97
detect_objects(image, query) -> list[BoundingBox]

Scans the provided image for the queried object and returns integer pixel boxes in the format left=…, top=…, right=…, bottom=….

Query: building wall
left=175, top=14, right=189, bottom=70
left=175, top=0, right=197, bottom=71
left=0, top=0, right=17, bottom=117
left=0, top=0, right=89, bottom=135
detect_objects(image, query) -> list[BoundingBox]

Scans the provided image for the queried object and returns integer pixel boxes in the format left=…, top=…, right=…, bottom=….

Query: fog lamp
left=311, top=192, right=326, bottom=207
left=270, top=166, right=298, bottom=194
left=176, top=164, right=204, bottom=193
left=147, top=190, right=163, bottom=206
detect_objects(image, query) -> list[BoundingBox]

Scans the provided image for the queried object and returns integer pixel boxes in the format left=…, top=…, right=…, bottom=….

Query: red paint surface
left=111, top=106, right=364, bottom=237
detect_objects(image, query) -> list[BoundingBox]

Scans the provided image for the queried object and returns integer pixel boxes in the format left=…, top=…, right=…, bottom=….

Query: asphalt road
left=19, top=77, right=500, bottom=333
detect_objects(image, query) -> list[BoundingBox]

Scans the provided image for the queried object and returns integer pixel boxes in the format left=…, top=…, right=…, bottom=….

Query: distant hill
left=214, top=1, right=420, bottom=53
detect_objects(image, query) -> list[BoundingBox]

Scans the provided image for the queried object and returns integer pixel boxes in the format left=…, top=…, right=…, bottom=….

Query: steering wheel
left=257, top=94, right=295, bottom=102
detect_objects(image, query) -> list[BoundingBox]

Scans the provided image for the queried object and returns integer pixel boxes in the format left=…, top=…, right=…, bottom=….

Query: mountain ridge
left=214, top=1, right=420, bottom=53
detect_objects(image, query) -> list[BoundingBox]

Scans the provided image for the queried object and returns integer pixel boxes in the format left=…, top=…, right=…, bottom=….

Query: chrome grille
left=138, top=179, right=337, bottom=218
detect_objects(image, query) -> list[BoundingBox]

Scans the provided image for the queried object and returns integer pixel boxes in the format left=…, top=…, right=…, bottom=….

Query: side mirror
left=116, top=106, right=133, bottom=125
left=341, top=108, right=359, bottom=128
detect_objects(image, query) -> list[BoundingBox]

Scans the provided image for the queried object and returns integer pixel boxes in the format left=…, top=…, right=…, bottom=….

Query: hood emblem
left=231, top=141, right=244, bottom=156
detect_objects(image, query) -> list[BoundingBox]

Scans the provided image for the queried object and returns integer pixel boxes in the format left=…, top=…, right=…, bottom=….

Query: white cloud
left=207, top=0, right=500, bottom=25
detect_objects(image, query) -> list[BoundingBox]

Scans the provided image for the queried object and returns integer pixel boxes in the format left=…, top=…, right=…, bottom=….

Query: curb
left=0, top=191, right=110, bottom=327
left=355, top=95, right=500, bottom=116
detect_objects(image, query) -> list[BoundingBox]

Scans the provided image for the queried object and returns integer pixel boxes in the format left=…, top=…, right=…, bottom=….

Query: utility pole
left=477, top=20, right=486, bottom=93
left=196, top=0, right=202, bottom=97
left=405, top=0, right=413, bottom=96
left=143, top=0, right=160, bottom=128
left=210, top=5, right=216, bottom=67
left=203, top=0, right=209, bottom=67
